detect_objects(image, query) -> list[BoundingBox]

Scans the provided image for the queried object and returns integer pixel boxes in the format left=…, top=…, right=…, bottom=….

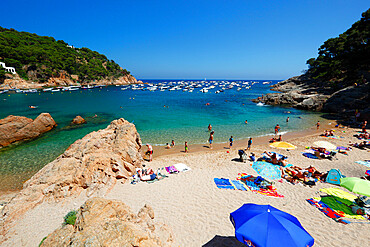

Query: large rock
left=72, top=115, right=86, bottom=125
left=41, top=198, right=174, bottom=247
left=0, top=118, right=143, bottom=243
left=0, top=113, right=57, bottom=148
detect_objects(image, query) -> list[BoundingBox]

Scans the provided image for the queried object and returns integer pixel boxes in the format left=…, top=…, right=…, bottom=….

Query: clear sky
left=1, top=0, right=369, bottom=80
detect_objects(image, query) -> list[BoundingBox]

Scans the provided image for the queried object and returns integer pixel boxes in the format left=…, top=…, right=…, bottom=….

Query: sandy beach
left=1, top=121, right=369, bottom=247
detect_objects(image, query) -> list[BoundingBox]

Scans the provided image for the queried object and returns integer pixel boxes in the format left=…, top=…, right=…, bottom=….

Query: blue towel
left=214, top=178, right=235, bottom=190
left=231, top=180, right=247, bottom=191
left=302, top=152, right=318, bottom=159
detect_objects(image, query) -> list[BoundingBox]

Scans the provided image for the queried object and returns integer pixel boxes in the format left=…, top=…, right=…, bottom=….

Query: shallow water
left=0, top=80, right=324, bottom=191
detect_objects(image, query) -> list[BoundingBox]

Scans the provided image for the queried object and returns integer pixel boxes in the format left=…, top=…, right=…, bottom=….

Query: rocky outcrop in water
left=72, top=115, right=86, bottom=125
left=0, top=118, right=143, bottom=243
left=0, top=113, right=57, bottom=148
left=40, top=198, right=174, bottom=247
left=253, top=75, right=369, bottom=114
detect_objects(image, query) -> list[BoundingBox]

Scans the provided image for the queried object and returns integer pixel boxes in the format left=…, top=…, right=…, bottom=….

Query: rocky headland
left=40, top=198, right=174, bottom=247
left=252, top=74, right=370, bottom=119
left=0, top=118, right=144, bottom=244
left=0, top=113, right=57, bottom=148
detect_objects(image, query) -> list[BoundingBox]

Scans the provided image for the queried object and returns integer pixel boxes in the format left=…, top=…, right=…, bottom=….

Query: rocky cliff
left=41, top=198, right=174, bottom=247
left=253, top=75, right=370, bottom=116
left=0, top=118, right=143, bottom=243
left=0, top=113, right=57, bottom=148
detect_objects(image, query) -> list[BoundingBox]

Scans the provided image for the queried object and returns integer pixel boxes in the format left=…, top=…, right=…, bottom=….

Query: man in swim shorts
left=209, top=131, right=214, bottom=149
left=247, top=137, right=252, bottom=150
left=229, top=136, right=233, bottom=149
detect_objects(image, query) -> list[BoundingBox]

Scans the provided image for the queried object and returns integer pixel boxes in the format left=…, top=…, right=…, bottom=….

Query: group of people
left=320, top=130, right=335, bottom=137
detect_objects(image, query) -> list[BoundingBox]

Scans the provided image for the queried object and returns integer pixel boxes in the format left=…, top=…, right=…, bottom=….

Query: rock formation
left=40, top=198, right=174, bottom=247
left=72, top=115, right=86, bottom=125
left=0, top=118, right=143, bottom=243
left=252, top=75, right=369, bottom=115
left=0, top=113, right=57, bottom=148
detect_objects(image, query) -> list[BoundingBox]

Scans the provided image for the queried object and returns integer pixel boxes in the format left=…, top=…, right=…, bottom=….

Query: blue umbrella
left=252, top=161, right=281, bottom=180
left=230, top=204, right=314, bottom=247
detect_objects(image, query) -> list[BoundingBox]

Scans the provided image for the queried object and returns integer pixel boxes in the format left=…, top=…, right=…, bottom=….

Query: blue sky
left=1, top=0, right=369, bottom=79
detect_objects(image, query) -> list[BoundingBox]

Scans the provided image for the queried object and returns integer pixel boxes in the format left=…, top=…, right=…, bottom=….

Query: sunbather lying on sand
left=137, top=168, right=157, bottom=181
left=263, top=151, right=287, bottom=167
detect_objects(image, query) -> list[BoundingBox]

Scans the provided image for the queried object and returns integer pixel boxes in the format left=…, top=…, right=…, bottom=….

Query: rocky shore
left=252, top=74, right=370, bottom=118
left=0, top=113, right=56, bottom=148
left=0, top=73, right=141, bottom=90
left=0, top=118, right=144, bottom=244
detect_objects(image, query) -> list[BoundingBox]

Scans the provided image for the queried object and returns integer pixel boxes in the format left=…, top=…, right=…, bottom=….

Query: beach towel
left=239, top=174, right=284, bottom=198
left=355, top=160, right=370, bottom=168
left=214, top=178, right=235, bottom=190
left=319, top=188, right=357, bottom=206
left=231, top=180, right=249, bottom=191
left=165, top=166, right=179, bottom=174
left=306, top=198, right=344, bottom=219
left=173, top=163, right=191, bottom=172
left=302, top=152, right=318, bottom=159
left=317, top=196, right=365, bottom=220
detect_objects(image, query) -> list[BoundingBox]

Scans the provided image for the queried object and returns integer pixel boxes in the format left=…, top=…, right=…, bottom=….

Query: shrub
left=63, top=210, right=77, bottom=226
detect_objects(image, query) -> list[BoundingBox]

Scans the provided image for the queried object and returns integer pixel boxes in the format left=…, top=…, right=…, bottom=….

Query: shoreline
left=147, top=119, right=336, bottom=159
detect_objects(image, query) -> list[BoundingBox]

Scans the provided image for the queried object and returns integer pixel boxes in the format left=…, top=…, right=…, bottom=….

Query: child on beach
left=209, top=131, right=214, bottom=149
left=165, top=143, right=171, bottom=149
left=229, top=136, right=233, bottom=149
left=247, top=137, right=252, bottom=150
left=171, top=140, right=175, bottom=147
left=185, top=141, right=189, bottom=153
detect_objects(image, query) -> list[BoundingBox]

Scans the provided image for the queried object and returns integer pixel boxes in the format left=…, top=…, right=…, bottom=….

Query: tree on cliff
left=0, top=26, right=131, bottom=83
left=306, top=8, right=370, bottom=87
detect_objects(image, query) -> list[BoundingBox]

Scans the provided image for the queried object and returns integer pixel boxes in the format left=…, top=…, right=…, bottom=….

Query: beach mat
left=355, top=160, right=370, bottom=168
left=173, top=163, right=191, bottom=172
left=302, top=152, right=318, bottom=159
left=231, top=180, right=249, bottom=191
left=214, top=178, right=235, bottom=190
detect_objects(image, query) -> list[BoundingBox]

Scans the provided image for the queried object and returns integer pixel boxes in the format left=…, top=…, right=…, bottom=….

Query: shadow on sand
left=202, top=235, right=244, bottom=247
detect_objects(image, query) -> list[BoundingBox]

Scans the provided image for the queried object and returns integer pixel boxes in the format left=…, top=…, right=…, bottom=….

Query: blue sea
left=0, top=80, right=324, bottom=191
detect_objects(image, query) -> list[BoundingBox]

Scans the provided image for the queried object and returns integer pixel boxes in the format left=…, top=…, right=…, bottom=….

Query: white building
left=0, top=62, right=17, bottom=74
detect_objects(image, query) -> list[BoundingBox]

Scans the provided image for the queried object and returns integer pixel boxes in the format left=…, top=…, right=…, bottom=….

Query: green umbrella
left=340, top=177, right=370, bottom=197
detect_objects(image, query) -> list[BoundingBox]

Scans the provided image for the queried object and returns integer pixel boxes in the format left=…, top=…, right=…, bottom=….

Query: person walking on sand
left=274, top=124, right=280, bottom=135
left=208, top=124, right=212, bottom=131
left=209, top=131, right=214, bottom=149
left=316, top=121, right=320, bottom=129
left=185, top=141, right=189, bottom=153
left=229, top=136, right=233, bottom=149
left=146, top=144, right=153, bottom=162
left=247, top=137, right=252, bottom=150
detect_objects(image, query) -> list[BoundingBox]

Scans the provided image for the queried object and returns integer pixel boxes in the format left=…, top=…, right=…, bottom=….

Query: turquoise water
left=0, top=80, right=324, bottom=191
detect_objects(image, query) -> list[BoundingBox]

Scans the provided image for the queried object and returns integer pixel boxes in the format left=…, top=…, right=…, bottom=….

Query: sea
left=0, top=79, right=325, bottom=191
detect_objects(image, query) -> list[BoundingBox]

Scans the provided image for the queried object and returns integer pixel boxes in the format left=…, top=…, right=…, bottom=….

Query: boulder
left=0, top=118, right=143, bottom=243
left=72, top=115, right=86, bottom=125
left=40, top=198, right=174, bottom=247
left=0, top=113, right=57, bottom=148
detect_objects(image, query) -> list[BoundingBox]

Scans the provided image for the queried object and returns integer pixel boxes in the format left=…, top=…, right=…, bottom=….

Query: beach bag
left=325, top=169, right=345, bottom=185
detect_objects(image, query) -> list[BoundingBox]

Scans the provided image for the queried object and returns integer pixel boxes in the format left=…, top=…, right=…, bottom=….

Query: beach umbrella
left=230, top=204, right=314, bottom=247
left=269, top=141, right=296, bottom=150
left=340, top=177, right=370, bottom=197
left=313, top=141, right=336, bottom=150
left=252, top=161, right=281, bottom=180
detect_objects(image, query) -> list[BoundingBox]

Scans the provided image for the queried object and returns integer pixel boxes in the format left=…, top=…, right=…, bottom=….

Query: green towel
left=320, top=188, right=356, bottom=206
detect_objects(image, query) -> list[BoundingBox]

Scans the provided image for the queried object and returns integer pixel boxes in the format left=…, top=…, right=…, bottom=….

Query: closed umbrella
left=340, top=177, right=370, bottom=197
left=313, top=141, right=336, bottom=150
left=269, top=141, right=296, bottom=150
left=230, top=204, right=314, bottom=247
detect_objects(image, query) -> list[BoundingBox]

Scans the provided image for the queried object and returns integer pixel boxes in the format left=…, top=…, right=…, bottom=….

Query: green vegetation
left=38, top=236, right=47, bottom=247
left=0, top=26, right=130, bottom=82
left=63, top=210, right=77, bottom=226
left=306, top=8, right=370, bottom=87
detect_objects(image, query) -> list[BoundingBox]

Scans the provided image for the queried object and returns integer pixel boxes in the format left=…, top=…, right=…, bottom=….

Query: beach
left=1, top=121, right=369, bottom=247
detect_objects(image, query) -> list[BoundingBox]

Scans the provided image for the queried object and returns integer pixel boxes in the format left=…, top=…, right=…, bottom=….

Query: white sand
left=2, top=127, right=370, bottom=247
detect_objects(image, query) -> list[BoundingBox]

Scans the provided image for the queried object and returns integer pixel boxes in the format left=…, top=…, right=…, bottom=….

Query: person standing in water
left=229, top=136, right=233, bottom=149
left=286, top=117, right=289, bottom=123
left=209, top=131, right=214, bottom=149
left=208, top=124, right=212, bottom=131
left=274, top=124, right=280, bottom=135
left=171, top=140, right=175, bottom=147
left=185, top=141, right=189, bottom=153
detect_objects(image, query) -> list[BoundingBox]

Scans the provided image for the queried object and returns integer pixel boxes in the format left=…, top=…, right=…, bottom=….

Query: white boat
left=51, top=89, right=60, bottom=92
left=43, top=88, right=53, bottom=92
